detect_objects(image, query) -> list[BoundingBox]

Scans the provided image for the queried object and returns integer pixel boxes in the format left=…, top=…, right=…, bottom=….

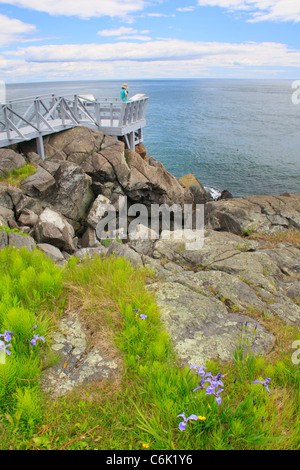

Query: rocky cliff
left=0, top=127, right=299, bottom=395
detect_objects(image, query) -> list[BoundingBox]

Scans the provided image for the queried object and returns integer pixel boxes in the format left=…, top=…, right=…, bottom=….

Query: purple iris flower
left=252, top=378, right=271, bottom=393
left=139, top=314, right=147, bottom=320
left=193, top=377, right=207, bottom=392
left=177, top=412, right=198, bottom=431
left=205, top=372, right=224, bottom=382
left=190, top=364, right=207, bottom=377
left=30, top=334, right=45, bottom=346
left=205, top=376, right=224, bottom=389
left=0, top=330, right=13, bottom=342
left=0, top=340, right=11, bottom=355
left=205, top=386, right=224, bottom=405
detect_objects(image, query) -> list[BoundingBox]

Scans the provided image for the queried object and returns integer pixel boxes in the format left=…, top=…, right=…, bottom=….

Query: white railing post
left=73, top=95, right=79, bottom=120
left=4, top=107, right=10, bottom=140
left=94, top=101, right=101, bottom=127
left=34, top=99, right=41, bottom=131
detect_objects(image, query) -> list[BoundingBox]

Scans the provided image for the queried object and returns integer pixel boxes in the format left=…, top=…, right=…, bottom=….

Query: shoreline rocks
left=0, top=127, right=299, bottom=395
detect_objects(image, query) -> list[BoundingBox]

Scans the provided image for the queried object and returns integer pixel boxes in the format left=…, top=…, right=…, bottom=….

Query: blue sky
left=0, top=0, right=300, bottom=82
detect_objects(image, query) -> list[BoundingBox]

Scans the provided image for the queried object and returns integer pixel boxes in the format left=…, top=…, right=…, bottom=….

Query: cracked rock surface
left=42, top=312, right=119, bottom=397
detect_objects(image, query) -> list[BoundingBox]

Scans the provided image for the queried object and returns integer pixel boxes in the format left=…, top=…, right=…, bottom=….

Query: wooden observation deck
left=0, top=94, right=148, bottom=160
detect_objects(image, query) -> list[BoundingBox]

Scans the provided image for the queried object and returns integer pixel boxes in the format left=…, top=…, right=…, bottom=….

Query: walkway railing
left=0, top=94, right=148, bottom=158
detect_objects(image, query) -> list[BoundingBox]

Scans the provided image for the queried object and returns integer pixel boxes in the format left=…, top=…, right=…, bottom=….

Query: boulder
left=20, top=165, right=56, bottom=198
left=0, top=183, right=14, bottom=209
left=205, top=194, right=300, bottom=235
left=73, top=246, right=108, bottom=260
left=41, top=312, right=120, bottom=397
left=123, top=149, right=193, bottom=206
left=0, top=205, right=16, bottom=228
left=45, top=161, right=94, bottom=223
left=43, top=126, right=104, bottom=160
left=36, top=243, right=65, bottom=263
left=80, top=226, right=102, bottom=248
left=152, top=281, right=275, bottom=365
left=34, top=207, right=76, bottom=253
left=0, top=149, right=26, bottom=176
left=0, top=231, right=8, bottom=250
left=179, top=173, right=212, bottom=203
left=106, top=239, right=143, bottom=267
left=7, top=232, right=36, bottom=251
left=18, top=208, right=38, bottom=227
left=86, top=194, right=112, bottom=229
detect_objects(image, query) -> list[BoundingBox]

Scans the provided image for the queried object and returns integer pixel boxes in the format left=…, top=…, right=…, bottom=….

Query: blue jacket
left=120, top=89, right=128, bottom=101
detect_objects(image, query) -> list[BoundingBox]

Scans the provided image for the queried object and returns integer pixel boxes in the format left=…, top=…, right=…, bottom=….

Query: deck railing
left=0, top=94, right=148, bottom=157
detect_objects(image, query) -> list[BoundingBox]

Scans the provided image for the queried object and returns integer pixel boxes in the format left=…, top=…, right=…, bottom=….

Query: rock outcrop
left=1, top=127, right=299, bottom=396
left=205, top=193, right=300, bottom=235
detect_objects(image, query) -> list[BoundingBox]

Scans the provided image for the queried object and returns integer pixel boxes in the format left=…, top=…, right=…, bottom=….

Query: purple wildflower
left=177, top=412, right=198, bottom=431
left=0, top=330, right=13, bottom=342
left=139, top=314, right=147, bottom=320
left=32, top=325, right=38, bottom=330
left=30, top=334, right=45, bottom=346
left=205, top=385, right=224, bottom=405
left=190, top=364, right=207, bottom=377
left=0, top=340, right=11, bottom=355
left=205, top=373, right=224, bottom=389
left=252, top=377, right=271, bottom=393
left=193, top=377, right=207, bottom=392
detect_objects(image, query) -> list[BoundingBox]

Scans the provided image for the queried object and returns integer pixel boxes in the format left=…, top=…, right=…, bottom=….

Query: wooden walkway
left=0, top=94, right=148, bottom=159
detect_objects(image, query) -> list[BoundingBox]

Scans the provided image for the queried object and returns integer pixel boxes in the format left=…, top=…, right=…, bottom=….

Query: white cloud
left=98, top=27, right=138, bottom=36
left=0, top=13, right=36, bottom=47
left=8, top=39, right=300, bottom=67
left=177, top=6, right=196, bottom=12
left=97, top=27, right=151, bottom=40
left=0, top=0, right=147, bottom=19
left=197, top=0, right=300, bottom=22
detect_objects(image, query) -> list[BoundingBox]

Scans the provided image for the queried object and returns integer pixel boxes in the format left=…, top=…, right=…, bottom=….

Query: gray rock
left=73, top=246, right=108, bottom=259
left=7, top=232, right=36, bottom=251
left=42, top=126, right=103, bottom=161
left=179, top=173, right=212, bottom=203
left=34, top=207, right=76, bottom=253
left=0, top=148, right=26, bottom=176
left=0, top=205, right=16, bottom=228
left=36, top=243, right=65, bottom=263
left=20, top=165, right=56, bottom=199
left=86, top=194, right=112, bottom=229
left=106, top=239, right=143, bottom=267
left=286, top=281, right=300, bottom=301
left=153, top=281, right=275, bottom=366
left=205, top=194, right=300, bottom=235
left=80, top=226, right=102, bottom=248
left=26, top=152, right=43, bottom=165
left=0, top=183, right=14, bottom=209
left=42, top=312, right=120, bottom=397
left=18, top=208, right=38, bottom=227
left=0, top=231, right=8, bottom=249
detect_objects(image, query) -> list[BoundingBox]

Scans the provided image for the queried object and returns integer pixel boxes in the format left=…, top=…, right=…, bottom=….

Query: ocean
left=5, top=79, right=300, bottom=198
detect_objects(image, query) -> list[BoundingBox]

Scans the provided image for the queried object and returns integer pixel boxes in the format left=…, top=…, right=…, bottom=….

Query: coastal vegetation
left=0, top=163, right=37, bottom=187
left=0, top=245, right=299, bottom=450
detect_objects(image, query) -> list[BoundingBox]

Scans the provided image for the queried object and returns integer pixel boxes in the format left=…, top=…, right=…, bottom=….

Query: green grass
left=0, top=247, right=299, bottom=450
left=0, top=163, right=37, bottom=187
left=0, top=225, right=30, bottom=237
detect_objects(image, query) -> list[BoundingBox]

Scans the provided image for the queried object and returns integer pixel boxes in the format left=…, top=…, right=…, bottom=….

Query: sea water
left=5, top=79, right=300, bottom=197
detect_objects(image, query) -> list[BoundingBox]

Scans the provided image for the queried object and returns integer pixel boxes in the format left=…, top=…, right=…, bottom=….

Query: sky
left=0, top=0, right=300, bottom=83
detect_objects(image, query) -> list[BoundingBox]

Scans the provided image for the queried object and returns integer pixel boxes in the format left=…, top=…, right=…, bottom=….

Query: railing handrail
left=0, top=94, right=148, bottom=153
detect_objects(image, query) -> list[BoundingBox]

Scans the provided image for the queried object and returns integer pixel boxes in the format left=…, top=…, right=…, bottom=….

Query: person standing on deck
left=120, top=83, right=129, bottom=101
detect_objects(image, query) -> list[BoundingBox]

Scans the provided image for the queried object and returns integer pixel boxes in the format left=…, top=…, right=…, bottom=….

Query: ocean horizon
left=5, top=78, right=300, bottom=198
